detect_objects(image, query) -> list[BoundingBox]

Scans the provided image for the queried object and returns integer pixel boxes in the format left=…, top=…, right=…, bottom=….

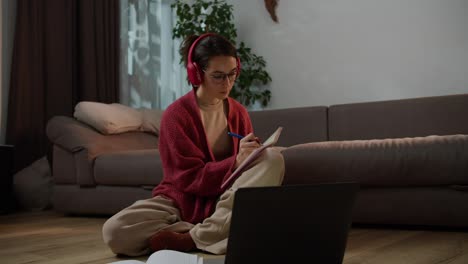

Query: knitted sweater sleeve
left=158, top=105, right=242, bottom=197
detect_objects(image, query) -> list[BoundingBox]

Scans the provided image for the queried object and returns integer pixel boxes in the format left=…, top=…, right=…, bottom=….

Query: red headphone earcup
left=187, top=62, right=202, bottom=86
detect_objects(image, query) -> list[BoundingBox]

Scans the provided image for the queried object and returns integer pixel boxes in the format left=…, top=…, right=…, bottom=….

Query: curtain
left=120, top=0, right=187, bottom=110
left=6, top=0, right=120, bottom=173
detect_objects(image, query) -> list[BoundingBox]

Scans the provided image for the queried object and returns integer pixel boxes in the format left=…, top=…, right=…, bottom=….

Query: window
left=120, top=0, right=188, bottom=109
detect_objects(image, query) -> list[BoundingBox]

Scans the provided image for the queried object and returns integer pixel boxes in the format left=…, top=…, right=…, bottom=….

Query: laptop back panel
left=225, top=183, right=358, bottom=264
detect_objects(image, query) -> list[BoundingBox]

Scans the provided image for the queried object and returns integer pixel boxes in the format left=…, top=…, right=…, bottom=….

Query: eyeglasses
left=203, top=70, right=238, bottom=84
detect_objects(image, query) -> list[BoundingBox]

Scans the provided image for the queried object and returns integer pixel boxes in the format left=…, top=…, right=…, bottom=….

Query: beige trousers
left=102, top=147, right=285, bottom=256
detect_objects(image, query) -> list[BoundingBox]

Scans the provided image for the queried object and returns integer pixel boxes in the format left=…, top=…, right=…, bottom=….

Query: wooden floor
left=1, top=211, right=468, bottom=264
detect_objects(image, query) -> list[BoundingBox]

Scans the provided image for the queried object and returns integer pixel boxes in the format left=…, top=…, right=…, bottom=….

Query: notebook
left=224, top=182, right=359, bottom=264
left=221, top=126, right=283, bottom=189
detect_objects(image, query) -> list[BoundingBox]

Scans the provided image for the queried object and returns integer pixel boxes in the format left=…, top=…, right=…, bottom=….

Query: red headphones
left=187, top=33, right=241, bottom=86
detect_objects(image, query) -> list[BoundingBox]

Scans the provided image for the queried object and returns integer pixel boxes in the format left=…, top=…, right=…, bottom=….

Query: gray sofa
left=46, top=94, right=468, bottom=227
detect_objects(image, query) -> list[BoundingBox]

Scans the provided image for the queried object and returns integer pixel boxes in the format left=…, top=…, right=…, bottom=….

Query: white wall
left=229, top=0, right=468, bottom=109
left=1, top=0, right=16, bottom=144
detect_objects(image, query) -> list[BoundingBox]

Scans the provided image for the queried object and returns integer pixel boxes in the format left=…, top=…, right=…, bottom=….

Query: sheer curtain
left=120, top=0, right=188, bottom=110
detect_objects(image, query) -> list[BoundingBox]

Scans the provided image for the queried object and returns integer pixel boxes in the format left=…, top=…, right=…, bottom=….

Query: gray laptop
left=225, top=182, right=359, bottom=264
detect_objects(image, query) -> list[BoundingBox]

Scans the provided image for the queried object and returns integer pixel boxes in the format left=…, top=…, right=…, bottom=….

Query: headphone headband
left=186, top=33, right=241, bottom=86
left=187, top=33, right=216, bottom=70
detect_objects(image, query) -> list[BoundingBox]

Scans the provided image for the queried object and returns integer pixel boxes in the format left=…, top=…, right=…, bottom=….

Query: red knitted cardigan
left=152, top=90, right=253, bottom=224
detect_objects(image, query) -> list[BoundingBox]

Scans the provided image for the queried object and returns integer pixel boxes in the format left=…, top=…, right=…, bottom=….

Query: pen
left=227, top=132, right=244, bottom=139
left=228, top=132, right=262, bottom=144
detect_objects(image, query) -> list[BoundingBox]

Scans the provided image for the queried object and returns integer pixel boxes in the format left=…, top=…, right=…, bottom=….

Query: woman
left=102, top=33, right=284, bottom=256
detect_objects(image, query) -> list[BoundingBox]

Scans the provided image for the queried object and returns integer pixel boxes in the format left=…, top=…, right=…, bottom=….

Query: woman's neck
left=196, top=87, right=222, bottom=106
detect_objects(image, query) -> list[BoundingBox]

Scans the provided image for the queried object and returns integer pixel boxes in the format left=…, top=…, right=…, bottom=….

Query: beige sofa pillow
left=74, top=101, right=143, bottom=134
left=139, top=108, right=164, bottom=135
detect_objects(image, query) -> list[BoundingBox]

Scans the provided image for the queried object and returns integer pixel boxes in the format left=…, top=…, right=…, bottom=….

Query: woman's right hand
left=235, top=133, right=261, bottom=168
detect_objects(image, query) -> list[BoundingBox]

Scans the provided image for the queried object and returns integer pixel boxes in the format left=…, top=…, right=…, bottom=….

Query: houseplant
left=171, top=0, right=272, bottom=107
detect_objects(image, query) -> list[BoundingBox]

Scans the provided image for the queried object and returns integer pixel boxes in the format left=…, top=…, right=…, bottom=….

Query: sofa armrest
left=47, top=116, right=158, bottom=160
left=282, top=134, right=468, bottom=187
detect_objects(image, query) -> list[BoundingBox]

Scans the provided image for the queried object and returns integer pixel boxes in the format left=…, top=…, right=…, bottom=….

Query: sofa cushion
left=282, top=134, right=468, bottom=187
left=250, top=106, right=328, bottom=147
left=353, top=187, right=468, bottom=227
left=94, top=149, right=163, bottom=187
left=328, top=94, right=468, bottom=140
left=53, top=185, right=152, bottom=215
